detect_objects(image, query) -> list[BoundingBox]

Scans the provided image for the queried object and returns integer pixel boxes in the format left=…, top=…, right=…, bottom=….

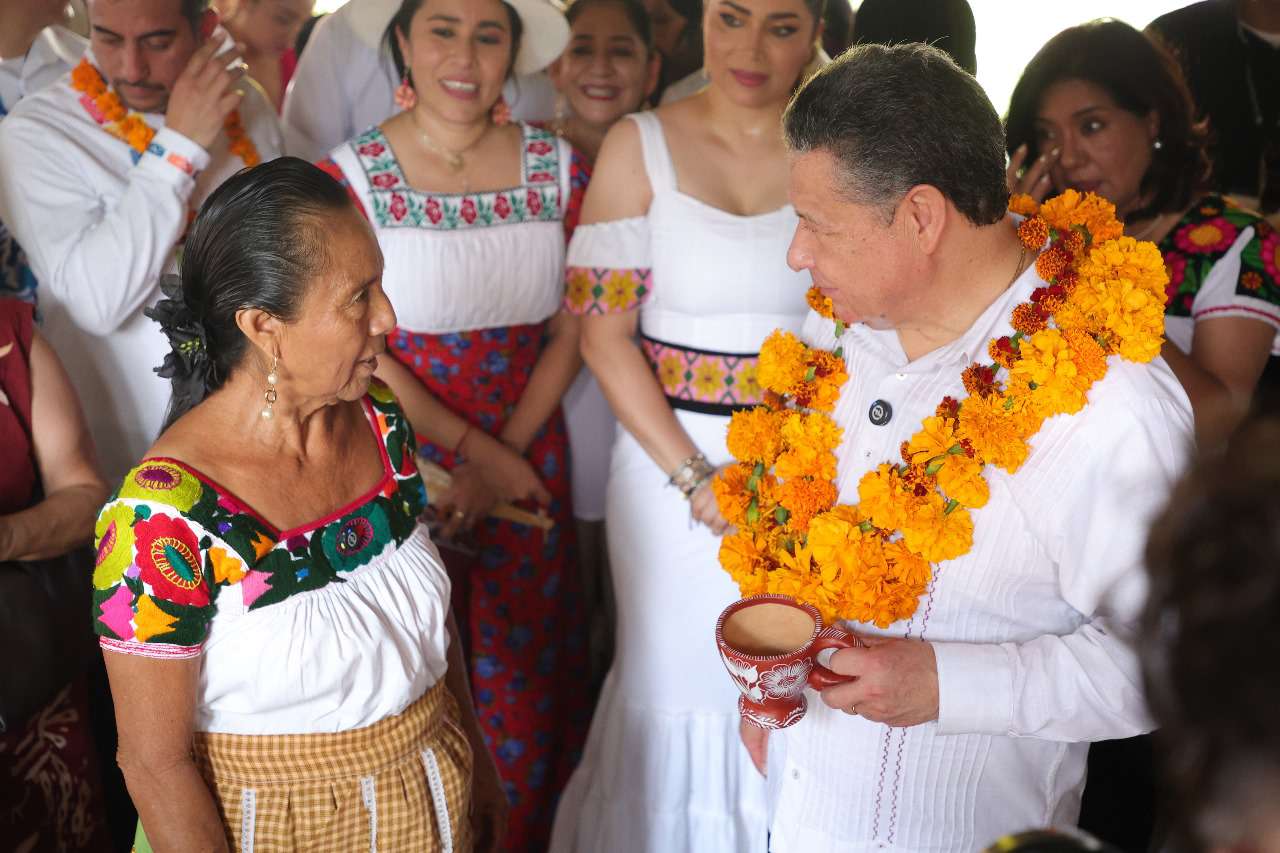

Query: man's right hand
left=165, top=35, right=247, bottom=150
left=740, top=717, right=768, bottom=777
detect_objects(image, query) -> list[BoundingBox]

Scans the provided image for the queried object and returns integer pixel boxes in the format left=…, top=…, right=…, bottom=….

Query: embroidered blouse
left=1160, top=194, right=1280, bottom=354
left=319, top=122, right=588, bottom=335
left=91, top=381, right=453, bottom=735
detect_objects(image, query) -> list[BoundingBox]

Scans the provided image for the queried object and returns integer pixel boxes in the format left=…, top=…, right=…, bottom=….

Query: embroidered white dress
left=550, top=111, right=811, bottom=853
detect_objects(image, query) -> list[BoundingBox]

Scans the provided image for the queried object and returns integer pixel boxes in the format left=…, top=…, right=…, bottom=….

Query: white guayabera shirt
left=766, top=255, right=1194, bottom=852
left=0, top=51, right=285, bottom=481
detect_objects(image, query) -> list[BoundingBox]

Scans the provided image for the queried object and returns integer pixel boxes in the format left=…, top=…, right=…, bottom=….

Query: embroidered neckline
left=350, top=122, right=564, bottom=230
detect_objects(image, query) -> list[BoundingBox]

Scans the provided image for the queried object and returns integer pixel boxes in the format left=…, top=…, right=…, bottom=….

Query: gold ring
left=453, top=510, right=466, bottom=521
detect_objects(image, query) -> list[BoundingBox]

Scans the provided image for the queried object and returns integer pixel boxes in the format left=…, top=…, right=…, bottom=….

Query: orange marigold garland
left=70, top=59, right=260, bottom=167
left=715, top=190, right=1168, bottom=628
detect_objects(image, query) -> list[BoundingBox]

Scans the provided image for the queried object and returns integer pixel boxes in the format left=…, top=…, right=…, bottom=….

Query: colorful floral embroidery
left=351, top=124, right=563, bottom=230
left=92, top=381, right=427, bottom=652
left=563, top=266, right=651, bottom=314
left=1162, top=196, right=1280, bottom=319
left=640, top=335, right=764, bottom=414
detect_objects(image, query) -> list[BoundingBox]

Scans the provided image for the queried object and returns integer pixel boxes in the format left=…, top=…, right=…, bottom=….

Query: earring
left=394, top=71, right=417, bottom=111
left=552, top=93, right=569, bottom=137
left=261, top=357, right=278, bottom=420
left=491, top=95, right=512, bottom=127
left=1152, top=139, right=1164, bottom=150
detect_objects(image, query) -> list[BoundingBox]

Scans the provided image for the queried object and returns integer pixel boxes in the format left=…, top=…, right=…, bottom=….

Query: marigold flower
left=758, top=330, right=809, bottom=396
left=1064, top=328, right=1108, bottom=383
left=806, top=286, right=836, bottom=320
left=856, top=464, right=917, bottom=531
left=901, top=494, right=973, bottom=563
left=1035, top=246, right=1071, bottom=282
left=712, top=463, right=755, bottom=528
left=775, top=412, right=841, bottom=480
left=906, top=415, right=959, bottom=463
left=936, top=396, right=960, bottom=419
left=961, top=362, right=1000, bottom=397
left=936, top=456, right=989, bottom=509
left=777, top=476, right=839, bottom=533
left=955, top=393, right=1031, bottom=472
left=1011, top=302, right=1048, bottom=336
left=1009, top=193, right=1041, bottom=218
left=1010, top=328, right=1091, bottom=417
left=1017, top=216, right=1049, bottom=251
left=1060, top=229, right=1086, bottom=258
left=1071, top=237, right=1168, bottom=363
left=807, top=505, right=868, bottom=573
left=726, top=407, right=785, bottom=465
left=1038, top=189, right=1124, bottom=243
left=719, top=530, right=772, bottom=587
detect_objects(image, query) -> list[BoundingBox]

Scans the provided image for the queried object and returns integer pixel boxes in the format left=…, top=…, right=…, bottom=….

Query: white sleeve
left=0, top=118, right=204, bottom=336
left=932, top=390, right=1192, bottom=741
left=282, top=13, right=358, bottom=161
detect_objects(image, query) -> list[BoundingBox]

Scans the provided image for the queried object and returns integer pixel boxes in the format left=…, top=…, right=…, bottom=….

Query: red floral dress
left=319, top=123, right=593, bottom=852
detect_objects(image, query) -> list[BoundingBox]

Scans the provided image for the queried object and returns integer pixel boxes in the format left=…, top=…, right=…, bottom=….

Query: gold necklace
left=409, top=111, right=490, bottom=181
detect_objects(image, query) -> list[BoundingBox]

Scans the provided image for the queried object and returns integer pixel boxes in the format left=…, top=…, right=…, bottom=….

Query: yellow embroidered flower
left=603, top=270, right=641, bottom=311
left=119, top=460, right=202, bottom=512
left=758, top=330, right=809, bottom=396
left=936, top=456, right=989, bottom=509
left=736, top=361, right=763, bottom=400
left=565, top=268, right=593, bottom=311
left=133, top=593, right=179, bottom=643
left=901, top=494, right=973, bottom=563
left=692, top=360, right=725, bottom=397
left=657, top=355, right=684, bottom=391
left=209, top=547, right=248, bottom=585
left=726, top=407, right=785, bottom=466
left=93, top=503, right=138, bottom=590
left=956, top=394, right=1031, bottom=473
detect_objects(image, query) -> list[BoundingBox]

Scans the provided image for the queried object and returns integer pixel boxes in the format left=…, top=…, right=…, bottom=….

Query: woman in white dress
left=550, top=1, right=824, bottom=850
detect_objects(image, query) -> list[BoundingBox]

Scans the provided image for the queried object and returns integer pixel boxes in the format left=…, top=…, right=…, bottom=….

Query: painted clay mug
left=716, top=593, right=859, bottom=729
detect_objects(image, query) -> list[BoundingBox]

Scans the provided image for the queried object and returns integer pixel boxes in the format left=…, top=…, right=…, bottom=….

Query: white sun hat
left=349, top=0, right=569, bottom=76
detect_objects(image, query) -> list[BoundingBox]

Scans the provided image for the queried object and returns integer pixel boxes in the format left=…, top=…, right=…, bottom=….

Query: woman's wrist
left=668, top=452, right=716, bottom=500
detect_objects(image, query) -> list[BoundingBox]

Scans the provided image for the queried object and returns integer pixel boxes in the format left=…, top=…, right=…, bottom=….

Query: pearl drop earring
left=261, top=357, right=279, bottom=419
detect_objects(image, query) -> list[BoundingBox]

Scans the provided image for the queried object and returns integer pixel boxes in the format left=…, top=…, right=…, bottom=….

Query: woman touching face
left=270, top=210, right=397, bottom=405
left=1034, top=78, right=1159, bottom=219
left=703, top=0, right=819, bottom=108
left=396, top=0, right=517, bottom=125
left=552, top=0, right=660, bottom=129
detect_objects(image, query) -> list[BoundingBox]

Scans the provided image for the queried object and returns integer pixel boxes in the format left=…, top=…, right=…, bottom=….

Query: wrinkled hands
left=818, top=636, right=939, bottom=727
left=437, top=440, right=550, bottom=539
left=165, top=34, right=247, bottom=150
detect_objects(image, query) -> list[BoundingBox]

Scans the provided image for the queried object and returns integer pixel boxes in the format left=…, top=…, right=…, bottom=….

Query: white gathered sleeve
left=0, top=122, right=203, bottom=336
left=566, top=216, right=652, bottom=269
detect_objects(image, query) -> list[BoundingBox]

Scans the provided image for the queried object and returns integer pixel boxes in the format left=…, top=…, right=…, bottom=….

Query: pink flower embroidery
left=527, top=189, right=543, bottom=217
left=371, top=172, right=399, bottom=189
left=1174, top=217, right=1238, bottom=255
left=460, top=197, right=477, bottom=224
left=494, top=194, right=512, bottom=219
left=527, top=140, right=553, bottom=155
left=389, top=193, right=408, bottom=222
left=528, top=170, right=554, bottom=184
left=425, top=198, right=443, bottom=224
left=1261, top=231, right=1280, bottom=284
left=357, top=141, right=386, bottom=157
left=1163, top=251, right=1187, bottom=306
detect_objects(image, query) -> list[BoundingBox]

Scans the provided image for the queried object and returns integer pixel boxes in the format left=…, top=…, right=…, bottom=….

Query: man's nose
left=787, top=229, right=813, bottom=273
left=120, top=42, right=148, bottom=83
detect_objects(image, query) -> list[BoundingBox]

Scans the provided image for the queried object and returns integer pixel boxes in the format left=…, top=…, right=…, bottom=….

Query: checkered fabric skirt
left=138, top=682, right=473, bottom=852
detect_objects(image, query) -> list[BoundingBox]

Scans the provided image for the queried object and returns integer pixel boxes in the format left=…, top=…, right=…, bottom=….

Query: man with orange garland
left=0, top=0, right=283, bottom=480
left=735, top=44, right=1194, bottom=851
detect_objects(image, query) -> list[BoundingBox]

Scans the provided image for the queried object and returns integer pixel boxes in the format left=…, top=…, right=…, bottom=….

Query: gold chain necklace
left=408, top=111, right=489, bottom=186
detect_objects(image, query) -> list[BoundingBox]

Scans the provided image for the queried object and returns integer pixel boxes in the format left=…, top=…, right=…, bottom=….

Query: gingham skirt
left=137, top=682, right=473, bottom=852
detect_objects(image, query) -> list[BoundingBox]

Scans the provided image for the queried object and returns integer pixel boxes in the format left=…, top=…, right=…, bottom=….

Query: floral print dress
left=1159, top=194, right=1280, bottom=355
left=321, top=122, right=592, bottom=853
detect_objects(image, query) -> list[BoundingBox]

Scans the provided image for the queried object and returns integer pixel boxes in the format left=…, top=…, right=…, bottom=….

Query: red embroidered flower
left=425, top=198, right=443, bottom=224
left=460, top=197, right=477, bottom=224
left=494, top=194, right=512, bottom=219
left=1163, top=251, right=1187, bottom=306
left=389, top=193, right=408, bottom=222
left=358, top=141, right=386, bottom=157
left=527, top=171, right=554, bottom=184
left=527, top=189, right=543, bottom=216
left=372, top=172, right=399, bottom=189
left=133, top=513, right=209, bottom=608
left=527, top=140, right=553, bottom=155
left=1174, top=217, right=1238, bottom=254
left=1261, top=231, right=1280, bottom=283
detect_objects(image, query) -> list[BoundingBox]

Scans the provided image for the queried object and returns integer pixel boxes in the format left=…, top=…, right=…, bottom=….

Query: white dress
left=550, top=111, right=812, bottom=853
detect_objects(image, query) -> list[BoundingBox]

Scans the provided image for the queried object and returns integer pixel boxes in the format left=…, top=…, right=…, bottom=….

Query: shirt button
left=896, top=372, right=906, bottom=381
left=792, top=769, right=800, bottom=780
left=869, top=399, right=893, bottom=426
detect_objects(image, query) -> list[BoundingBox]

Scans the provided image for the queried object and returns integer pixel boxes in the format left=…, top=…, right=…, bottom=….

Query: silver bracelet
left=668, top=452, right=715, bottom=499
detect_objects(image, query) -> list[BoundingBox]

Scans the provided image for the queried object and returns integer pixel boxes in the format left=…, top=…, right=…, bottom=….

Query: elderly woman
left=94, top=158, right=505, bottom=852
left=1006, top=20, right=1280, bottom=446
left=316, top=2, right=593, bottom=848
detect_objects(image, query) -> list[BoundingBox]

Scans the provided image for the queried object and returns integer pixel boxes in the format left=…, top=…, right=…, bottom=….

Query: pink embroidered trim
left=1193, top=304, right=1280, bottom=325
left=165, top=152, right=196, bottom=176
left=640, top=337, right=764, bottom=408
left=563, top=266, right=650, bottom=315
left=100, top=637, right=202, bottom=659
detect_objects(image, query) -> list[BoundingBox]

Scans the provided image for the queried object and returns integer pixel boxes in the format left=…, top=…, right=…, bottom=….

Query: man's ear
left=199, top=7, right=219, bottom=41
left=898, top=184, right=948, bottom=257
